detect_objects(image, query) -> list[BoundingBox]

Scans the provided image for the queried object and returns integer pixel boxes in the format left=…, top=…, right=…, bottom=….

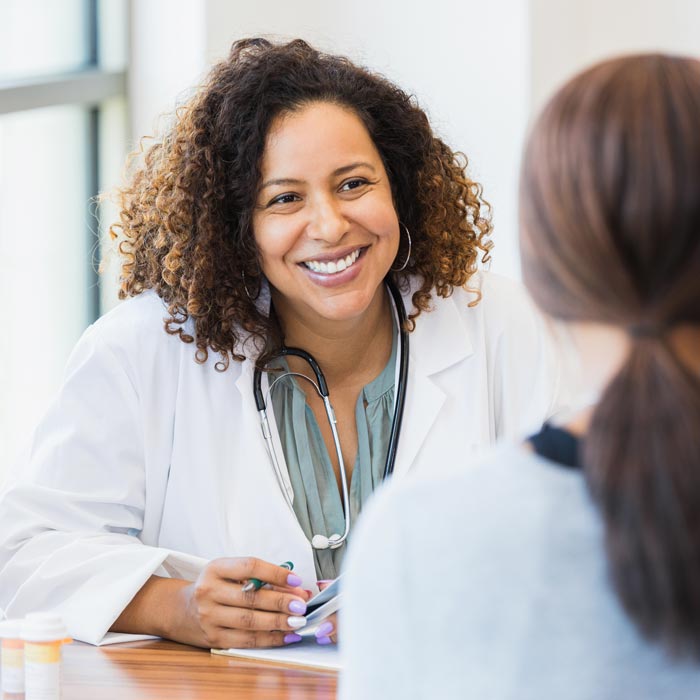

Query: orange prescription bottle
left=0, top=618, right=25, bottom=697
left=21, top=614, right=72, bottom=700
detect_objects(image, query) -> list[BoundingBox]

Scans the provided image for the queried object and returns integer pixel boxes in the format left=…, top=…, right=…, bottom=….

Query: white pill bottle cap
left=21, top=613, right=69, bottom=643
left=0, top=619, right=23, bottom=639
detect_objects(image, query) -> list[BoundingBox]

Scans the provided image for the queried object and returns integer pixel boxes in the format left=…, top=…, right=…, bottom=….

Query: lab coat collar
left=390, top=281, right=474, bottom=476
left=234, top=278, right=475, bottom=481
left=400, top=280, right=474, bottom=376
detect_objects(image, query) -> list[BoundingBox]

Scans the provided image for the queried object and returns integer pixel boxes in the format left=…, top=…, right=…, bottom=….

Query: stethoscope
left=253, top=279, right=409, bottom=550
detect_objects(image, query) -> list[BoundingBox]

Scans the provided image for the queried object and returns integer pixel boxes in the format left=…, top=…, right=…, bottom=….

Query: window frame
left=0, top=0, right=127, bottom=320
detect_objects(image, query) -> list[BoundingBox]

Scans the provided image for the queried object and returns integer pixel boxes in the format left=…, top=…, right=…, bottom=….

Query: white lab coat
left=0, top=272, right=565, bottom=644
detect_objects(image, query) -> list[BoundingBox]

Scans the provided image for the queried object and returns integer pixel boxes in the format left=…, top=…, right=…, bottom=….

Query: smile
left=302, top=248, right=363, bottom=275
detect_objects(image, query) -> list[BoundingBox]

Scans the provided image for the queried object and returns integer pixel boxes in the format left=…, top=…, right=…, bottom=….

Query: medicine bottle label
left=1, top=644, right=25, bottom=693
left=25, top=643, right=62, bottom=700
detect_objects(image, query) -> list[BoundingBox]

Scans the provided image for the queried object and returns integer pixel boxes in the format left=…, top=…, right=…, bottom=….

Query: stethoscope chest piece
left=311, top=533, right=344, bottom=550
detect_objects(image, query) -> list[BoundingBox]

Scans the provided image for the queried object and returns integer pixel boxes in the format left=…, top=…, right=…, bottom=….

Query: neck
left=271, top=284, right=394, bottom=389
left=563, top=322, right=700, bottom=437
left=557, top=322, right=630, bottom=437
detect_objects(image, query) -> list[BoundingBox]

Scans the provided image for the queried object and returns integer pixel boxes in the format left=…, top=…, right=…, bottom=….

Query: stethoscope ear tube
left=384, top=278, right=410, bottom=479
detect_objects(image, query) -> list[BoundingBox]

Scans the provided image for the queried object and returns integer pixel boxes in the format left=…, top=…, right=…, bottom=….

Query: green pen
left=241, top=561, right=294, bottom=593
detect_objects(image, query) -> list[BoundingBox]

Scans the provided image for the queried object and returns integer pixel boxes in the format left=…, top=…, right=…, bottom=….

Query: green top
left=269, top=326, right=398, bottom=580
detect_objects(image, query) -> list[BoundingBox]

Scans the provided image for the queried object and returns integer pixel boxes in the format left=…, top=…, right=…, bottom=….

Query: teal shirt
left=269, top=327, right=397, bottom=580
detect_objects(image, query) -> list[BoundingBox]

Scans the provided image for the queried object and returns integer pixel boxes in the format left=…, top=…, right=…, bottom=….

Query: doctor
left=0, top=38, right=564, bottom=649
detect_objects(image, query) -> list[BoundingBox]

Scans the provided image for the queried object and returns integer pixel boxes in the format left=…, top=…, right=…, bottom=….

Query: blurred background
left=1, top=0, right=698, bottom=481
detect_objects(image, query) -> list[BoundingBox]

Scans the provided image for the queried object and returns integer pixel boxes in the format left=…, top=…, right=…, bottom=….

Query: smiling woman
left=0, top=38, right=567, bottom=651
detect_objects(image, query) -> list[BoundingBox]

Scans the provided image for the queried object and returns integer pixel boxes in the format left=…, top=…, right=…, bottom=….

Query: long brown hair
left=521, top=54, right=700, bottom=655
left=109, top=38, right=492, bottom=369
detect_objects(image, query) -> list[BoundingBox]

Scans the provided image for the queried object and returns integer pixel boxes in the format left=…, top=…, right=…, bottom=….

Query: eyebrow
left=259, top=161, right=377, bottom=190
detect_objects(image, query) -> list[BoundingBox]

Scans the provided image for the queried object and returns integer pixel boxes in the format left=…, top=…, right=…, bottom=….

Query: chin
left=309, top=288, right=379, bottom=323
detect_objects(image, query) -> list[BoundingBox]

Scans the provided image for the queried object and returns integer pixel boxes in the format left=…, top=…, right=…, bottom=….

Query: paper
left=211, top=636, right=341, bottom=671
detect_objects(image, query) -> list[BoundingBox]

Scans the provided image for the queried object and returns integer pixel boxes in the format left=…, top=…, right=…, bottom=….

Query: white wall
left=128, top=0, right=207, bottom=145
left=531, top=0, right=700, bottom=113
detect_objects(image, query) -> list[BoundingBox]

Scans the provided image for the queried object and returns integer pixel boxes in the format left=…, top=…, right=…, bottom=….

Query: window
left=0, top=0, right=128, bottom=481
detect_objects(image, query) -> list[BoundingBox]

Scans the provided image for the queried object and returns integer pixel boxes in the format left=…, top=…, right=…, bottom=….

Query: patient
left=340, top=53, right=700, bottom=699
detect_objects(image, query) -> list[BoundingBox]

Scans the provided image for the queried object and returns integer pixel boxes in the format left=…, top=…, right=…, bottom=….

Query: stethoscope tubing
left=252, top=278, right=409, bottom=549
left=383, top=278, right=409, bottom=479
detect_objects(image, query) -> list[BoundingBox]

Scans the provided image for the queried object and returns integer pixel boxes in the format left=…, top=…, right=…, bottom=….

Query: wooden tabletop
left=28, top=639, right=337, bottom=700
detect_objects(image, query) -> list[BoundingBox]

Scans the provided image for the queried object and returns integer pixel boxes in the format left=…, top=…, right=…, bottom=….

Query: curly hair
left=110, top=37, right=492, bottom=369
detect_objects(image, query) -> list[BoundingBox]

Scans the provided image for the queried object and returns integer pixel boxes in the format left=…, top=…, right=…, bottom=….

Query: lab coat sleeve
left=0, top=324, right=204, bottom=645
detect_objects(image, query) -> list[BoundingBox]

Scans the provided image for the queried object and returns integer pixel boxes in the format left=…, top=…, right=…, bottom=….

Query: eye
left=268, top=193, right=301, bottom=207
left=339, top=178, right=370, bottom=192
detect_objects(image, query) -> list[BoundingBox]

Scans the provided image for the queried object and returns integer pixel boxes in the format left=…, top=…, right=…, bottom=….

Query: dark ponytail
left=585, top=336, right=700, bottom=654
left=520, top=54, right=700, bottom=655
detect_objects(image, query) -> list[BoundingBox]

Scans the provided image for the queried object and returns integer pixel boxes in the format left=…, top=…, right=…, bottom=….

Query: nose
left=307, top=195, right=349, bottom=243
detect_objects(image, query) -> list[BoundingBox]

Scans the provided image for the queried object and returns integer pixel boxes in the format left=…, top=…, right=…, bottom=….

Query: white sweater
left=341, top=444, right=700, bottom=699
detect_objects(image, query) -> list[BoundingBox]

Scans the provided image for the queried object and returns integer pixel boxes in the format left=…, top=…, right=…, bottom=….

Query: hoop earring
left=390, top=222, right=412, bottom=272
left=242, top=270, right=261, bottom=301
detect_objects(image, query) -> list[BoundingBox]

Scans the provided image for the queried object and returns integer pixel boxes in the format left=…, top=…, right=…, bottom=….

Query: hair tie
left=627, top=321, right=666, bottom=338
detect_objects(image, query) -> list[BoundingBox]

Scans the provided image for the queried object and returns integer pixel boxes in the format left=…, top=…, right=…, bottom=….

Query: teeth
left=303, top=249, right=361, bottom=274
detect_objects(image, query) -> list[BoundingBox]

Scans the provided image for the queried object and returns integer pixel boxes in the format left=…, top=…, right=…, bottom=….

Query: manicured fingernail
left=316, top=635, right=332, bottom=645
left=284, top=633, right=302, bottom=644
left=287, top=616, right=306, bottom=629
left=288, top=599, right=307, bottom=615
left=287, top=573, right=303, bottom=587
left=315, top=621, right=334, bottom=637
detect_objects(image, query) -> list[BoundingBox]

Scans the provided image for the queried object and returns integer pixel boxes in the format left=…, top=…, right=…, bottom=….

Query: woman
left=341, top=54, right=700, bottom=697
left=0, top=39, right=562, bottom=649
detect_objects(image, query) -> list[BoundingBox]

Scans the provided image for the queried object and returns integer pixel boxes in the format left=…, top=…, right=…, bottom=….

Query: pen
left=241, top=561, right=294, bottom=593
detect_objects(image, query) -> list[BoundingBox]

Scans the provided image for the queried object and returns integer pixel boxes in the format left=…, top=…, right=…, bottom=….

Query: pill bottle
left=0, top=618, right=25, bottom=697
left=21, top=613, right=72, bottom=700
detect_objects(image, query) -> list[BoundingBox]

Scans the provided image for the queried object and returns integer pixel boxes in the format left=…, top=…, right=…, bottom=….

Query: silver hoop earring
left=390, top=222, right=412, bottom=272
left=242, top=270, right=261, bottom=301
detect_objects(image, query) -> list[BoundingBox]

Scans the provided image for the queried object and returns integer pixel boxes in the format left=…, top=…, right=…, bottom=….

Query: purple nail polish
left=284, top=633, right=302, bottom=644
left=287, top=573, right=303, bottom=587
left=316, top=635, right=332, bottom=645
left=289, top=599, right=307, bottom=615
left=315, top=621, right=334, bottom=637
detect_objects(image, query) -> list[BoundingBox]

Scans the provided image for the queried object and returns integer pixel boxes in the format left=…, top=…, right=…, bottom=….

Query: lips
left=301, top=247, right=365, bottom=275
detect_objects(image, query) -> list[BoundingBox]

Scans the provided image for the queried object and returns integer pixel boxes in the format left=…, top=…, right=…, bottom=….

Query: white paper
left=211, top=637, right=341, bottom=671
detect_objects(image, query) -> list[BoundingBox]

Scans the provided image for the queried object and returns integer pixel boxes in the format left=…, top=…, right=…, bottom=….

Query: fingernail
left=288, top=599, right=307, bottom=615
left=287, top=573, right=303, bottom=587
left=284, top=633, right=302, bottom=644
left=315, top=621, right=334, bottom=637
left=287, top=616, right=306, bottom=629
left=316, top=635, right=332, bottom=645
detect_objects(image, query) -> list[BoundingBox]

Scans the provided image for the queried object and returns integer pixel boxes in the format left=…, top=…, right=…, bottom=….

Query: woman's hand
left=314, top=613, right=338, bottom=645
left=112, top=558, right=311, bottom=649
left=174, top=557, right=311, bottom=649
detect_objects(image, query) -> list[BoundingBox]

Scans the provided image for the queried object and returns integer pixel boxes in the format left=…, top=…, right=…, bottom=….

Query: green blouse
left=268, top=328, right=397, bottom=581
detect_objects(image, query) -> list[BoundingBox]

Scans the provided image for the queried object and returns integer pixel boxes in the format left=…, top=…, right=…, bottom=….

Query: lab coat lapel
left=391, top=289, right=473, bottom=476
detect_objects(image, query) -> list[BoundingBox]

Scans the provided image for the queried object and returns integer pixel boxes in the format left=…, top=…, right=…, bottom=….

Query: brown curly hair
left=110, top=37, right=492, bottom=369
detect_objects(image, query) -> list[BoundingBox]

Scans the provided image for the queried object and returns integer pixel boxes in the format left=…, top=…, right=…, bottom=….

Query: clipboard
left=301, top=575, right=341, bottom=629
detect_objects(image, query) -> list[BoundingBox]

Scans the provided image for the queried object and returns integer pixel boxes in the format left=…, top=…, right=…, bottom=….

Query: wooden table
left=8, top=639, right=338, bottom=699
